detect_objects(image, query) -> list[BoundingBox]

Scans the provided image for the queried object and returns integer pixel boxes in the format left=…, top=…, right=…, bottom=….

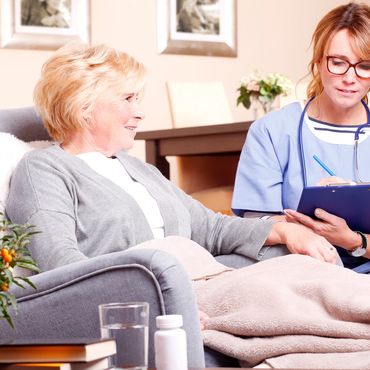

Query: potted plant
left=0, top=213, right=40, bottom=328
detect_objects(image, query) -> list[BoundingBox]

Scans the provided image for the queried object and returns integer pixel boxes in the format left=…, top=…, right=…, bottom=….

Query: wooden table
left=136, top=122, right=251, bottom=179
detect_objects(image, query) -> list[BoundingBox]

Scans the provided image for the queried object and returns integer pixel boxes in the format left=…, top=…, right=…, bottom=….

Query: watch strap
left=348, top=231, right=367, bottom=257
left=355, top=231, right=367, bottom=249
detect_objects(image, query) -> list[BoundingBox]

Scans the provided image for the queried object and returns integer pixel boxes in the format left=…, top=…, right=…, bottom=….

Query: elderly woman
left=5, top=43, right=338, bottom=273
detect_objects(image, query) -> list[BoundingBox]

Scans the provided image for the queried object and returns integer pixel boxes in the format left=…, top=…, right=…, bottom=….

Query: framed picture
left=157, top=0, right=237, bottom=57
left=0, top=0, right=90, bottom=50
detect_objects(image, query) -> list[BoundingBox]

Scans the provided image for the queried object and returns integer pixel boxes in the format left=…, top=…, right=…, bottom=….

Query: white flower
left=237, top=71, right=293, bottom=111
left=240, top=76, right=249, bottom=86
left=247, top=80, right=260, bottom=92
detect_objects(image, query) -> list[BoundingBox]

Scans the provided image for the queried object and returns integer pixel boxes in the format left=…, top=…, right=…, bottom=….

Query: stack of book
left=0, top=338, right=116, bottom=370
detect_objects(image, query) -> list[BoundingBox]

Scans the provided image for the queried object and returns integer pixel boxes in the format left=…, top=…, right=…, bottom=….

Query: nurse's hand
left=266, top=220, right=337, bottom=264
left=316, top=176, right=355, bottom=186
left=284, top=208, right=360, bottom=251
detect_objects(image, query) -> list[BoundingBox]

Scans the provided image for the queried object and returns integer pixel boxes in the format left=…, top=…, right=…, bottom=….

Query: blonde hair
left=34, top=43, right=147, bottom=142
left=307, top=2, right=370, bottom=102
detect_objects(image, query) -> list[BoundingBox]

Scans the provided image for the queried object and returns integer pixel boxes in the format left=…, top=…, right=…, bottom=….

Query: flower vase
left=251, top=97, right=281, bottom=120
left=259, top=96, right=280, bottom=116
left=260, top=100, right=274, bottom=114
left=252, top=98, right=274, bottom=120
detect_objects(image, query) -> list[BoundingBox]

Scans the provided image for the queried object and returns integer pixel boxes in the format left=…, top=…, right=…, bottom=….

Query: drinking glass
left=99, top=302, right=149, bottom=370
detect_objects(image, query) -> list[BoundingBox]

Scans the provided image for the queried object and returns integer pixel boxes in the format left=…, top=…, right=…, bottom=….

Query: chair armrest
left=0, top=249, right=205, bottom=368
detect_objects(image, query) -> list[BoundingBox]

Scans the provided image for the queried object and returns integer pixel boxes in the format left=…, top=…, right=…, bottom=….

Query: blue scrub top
left=232, top=101, right=370, bottom=216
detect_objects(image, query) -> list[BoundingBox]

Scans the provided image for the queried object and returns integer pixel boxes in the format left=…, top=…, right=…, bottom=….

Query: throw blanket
left=131, top=236, right=370, bottom=369
left=194, top=254, right=370, bottom=369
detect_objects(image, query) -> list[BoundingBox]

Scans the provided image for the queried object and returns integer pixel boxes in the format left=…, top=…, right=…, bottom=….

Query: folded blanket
left=131, top=237, right=370, bottom=368
left=193, top=254, right=370, bottom=368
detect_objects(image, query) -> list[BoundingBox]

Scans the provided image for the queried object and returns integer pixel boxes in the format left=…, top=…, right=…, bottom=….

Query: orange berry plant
left=0, top=212, right=40, bottom=328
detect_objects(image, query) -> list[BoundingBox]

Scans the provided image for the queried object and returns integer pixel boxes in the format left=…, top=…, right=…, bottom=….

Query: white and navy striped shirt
left=304, top=105, right=370, bottom=145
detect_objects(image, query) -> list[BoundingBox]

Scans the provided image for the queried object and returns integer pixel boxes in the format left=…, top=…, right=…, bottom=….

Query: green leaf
left=15, top=277, right=37, bottom=290
left=14, top=256, right=34, bottom=263
left=0, top=293, right=9, bottom=305
left=8, top=294, right=17, bottom=309
left=1, top=303, right=16, bottom=327
left=15, top=262, right=41, bottom=272
left=4, top=269, right=13, bottom=282
left=236, top=95, right=244, bottom=105
left=241, top=97, right=252, bottom=109
left=1, top=305, right=15, bottom=329
left=12, top=280, right=25, bottom=289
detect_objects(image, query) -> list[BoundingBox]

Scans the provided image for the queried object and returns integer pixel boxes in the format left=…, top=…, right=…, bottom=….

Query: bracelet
left=347, top=231, right=368, bottom=257
left=260, top=215, right=272, bottom=220
left=355, top=230, right=367, bottom=249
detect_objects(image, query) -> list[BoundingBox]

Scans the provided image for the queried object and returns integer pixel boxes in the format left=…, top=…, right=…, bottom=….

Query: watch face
left=351, top=246, right=367, bottom=257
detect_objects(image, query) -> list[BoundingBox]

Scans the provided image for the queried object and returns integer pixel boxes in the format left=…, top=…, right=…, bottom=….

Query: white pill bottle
left=154, top=314, right=188, bottom=370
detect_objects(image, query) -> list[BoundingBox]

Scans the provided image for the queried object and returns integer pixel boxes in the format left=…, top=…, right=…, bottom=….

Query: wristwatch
left=348, top=231, right=368, bottom=257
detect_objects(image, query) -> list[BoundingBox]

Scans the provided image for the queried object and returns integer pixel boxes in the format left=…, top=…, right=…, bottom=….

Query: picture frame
left=157, top=0, right=237, bottom=57
left=0, top=0, right=90, bottom=50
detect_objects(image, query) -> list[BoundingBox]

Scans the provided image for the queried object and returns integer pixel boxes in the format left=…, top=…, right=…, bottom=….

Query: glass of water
left=99, top=302, right=149, bottom=370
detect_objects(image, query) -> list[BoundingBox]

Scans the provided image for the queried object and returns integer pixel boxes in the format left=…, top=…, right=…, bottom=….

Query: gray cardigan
left=6, top=145, right=274, bottom=271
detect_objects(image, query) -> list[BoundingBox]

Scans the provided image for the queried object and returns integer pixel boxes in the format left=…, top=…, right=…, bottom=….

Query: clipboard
left=297, top=184, right=370, bottom=233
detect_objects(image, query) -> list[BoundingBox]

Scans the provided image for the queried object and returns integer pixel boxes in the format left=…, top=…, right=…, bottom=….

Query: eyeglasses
left=326, top=56, right=370, bottom=79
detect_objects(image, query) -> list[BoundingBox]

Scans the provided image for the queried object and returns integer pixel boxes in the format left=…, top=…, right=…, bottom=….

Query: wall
left=0, top=0, right=357, bottom=160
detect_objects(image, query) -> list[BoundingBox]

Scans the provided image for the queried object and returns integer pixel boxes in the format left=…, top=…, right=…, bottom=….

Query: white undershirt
left=301, top=101, right=370, bottom=145
left=77, top=152, right=165, bottom=239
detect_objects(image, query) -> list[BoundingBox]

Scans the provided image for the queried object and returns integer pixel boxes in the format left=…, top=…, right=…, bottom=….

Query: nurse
left=232, top=2, right=370, bottom=270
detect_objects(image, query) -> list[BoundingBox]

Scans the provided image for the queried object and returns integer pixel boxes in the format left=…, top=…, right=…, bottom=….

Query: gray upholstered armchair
left=0, top=107, right=250, bottom=368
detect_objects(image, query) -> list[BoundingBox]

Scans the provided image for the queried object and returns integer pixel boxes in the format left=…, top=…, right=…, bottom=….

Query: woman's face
left=317, top=29, right=370, bottom=110
left=87, top=93, right=144, bottom=156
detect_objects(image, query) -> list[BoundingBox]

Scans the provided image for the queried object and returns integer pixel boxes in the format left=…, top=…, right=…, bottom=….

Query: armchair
left=0, top=107, right=250, bottom=368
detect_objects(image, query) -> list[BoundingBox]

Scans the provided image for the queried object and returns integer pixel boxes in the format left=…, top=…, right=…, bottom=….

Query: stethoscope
left=298, top=97, right=370, bottom=187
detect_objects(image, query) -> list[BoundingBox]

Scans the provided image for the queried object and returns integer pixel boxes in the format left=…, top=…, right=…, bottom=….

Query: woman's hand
left=266, top=220, right=338, bottom=264
left=284, top=208, right=360, bottom=251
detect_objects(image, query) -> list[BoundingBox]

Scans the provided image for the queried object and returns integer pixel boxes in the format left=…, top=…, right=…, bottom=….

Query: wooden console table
left=136, top=121, right=252, bottom=179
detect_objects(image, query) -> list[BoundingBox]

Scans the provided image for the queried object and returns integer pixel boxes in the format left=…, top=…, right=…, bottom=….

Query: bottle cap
left=156, top=314, right=183, bottom=329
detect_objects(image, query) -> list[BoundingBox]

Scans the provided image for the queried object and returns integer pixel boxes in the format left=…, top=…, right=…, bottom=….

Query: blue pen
left=313, top=155, right=336, bottom=176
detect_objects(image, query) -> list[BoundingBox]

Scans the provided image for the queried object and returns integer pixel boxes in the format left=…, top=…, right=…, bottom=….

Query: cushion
left=0, top=133, right=51, bottom=212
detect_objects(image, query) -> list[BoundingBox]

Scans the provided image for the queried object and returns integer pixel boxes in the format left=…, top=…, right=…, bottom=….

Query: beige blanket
left=194, top=254, right=370, bottom=369
left=131, top=236, right=370, bottom=369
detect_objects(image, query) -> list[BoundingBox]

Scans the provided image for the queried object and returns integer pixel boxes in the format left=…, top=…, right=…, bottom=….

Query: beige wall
left=0, top=0, right=359, bottom=159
